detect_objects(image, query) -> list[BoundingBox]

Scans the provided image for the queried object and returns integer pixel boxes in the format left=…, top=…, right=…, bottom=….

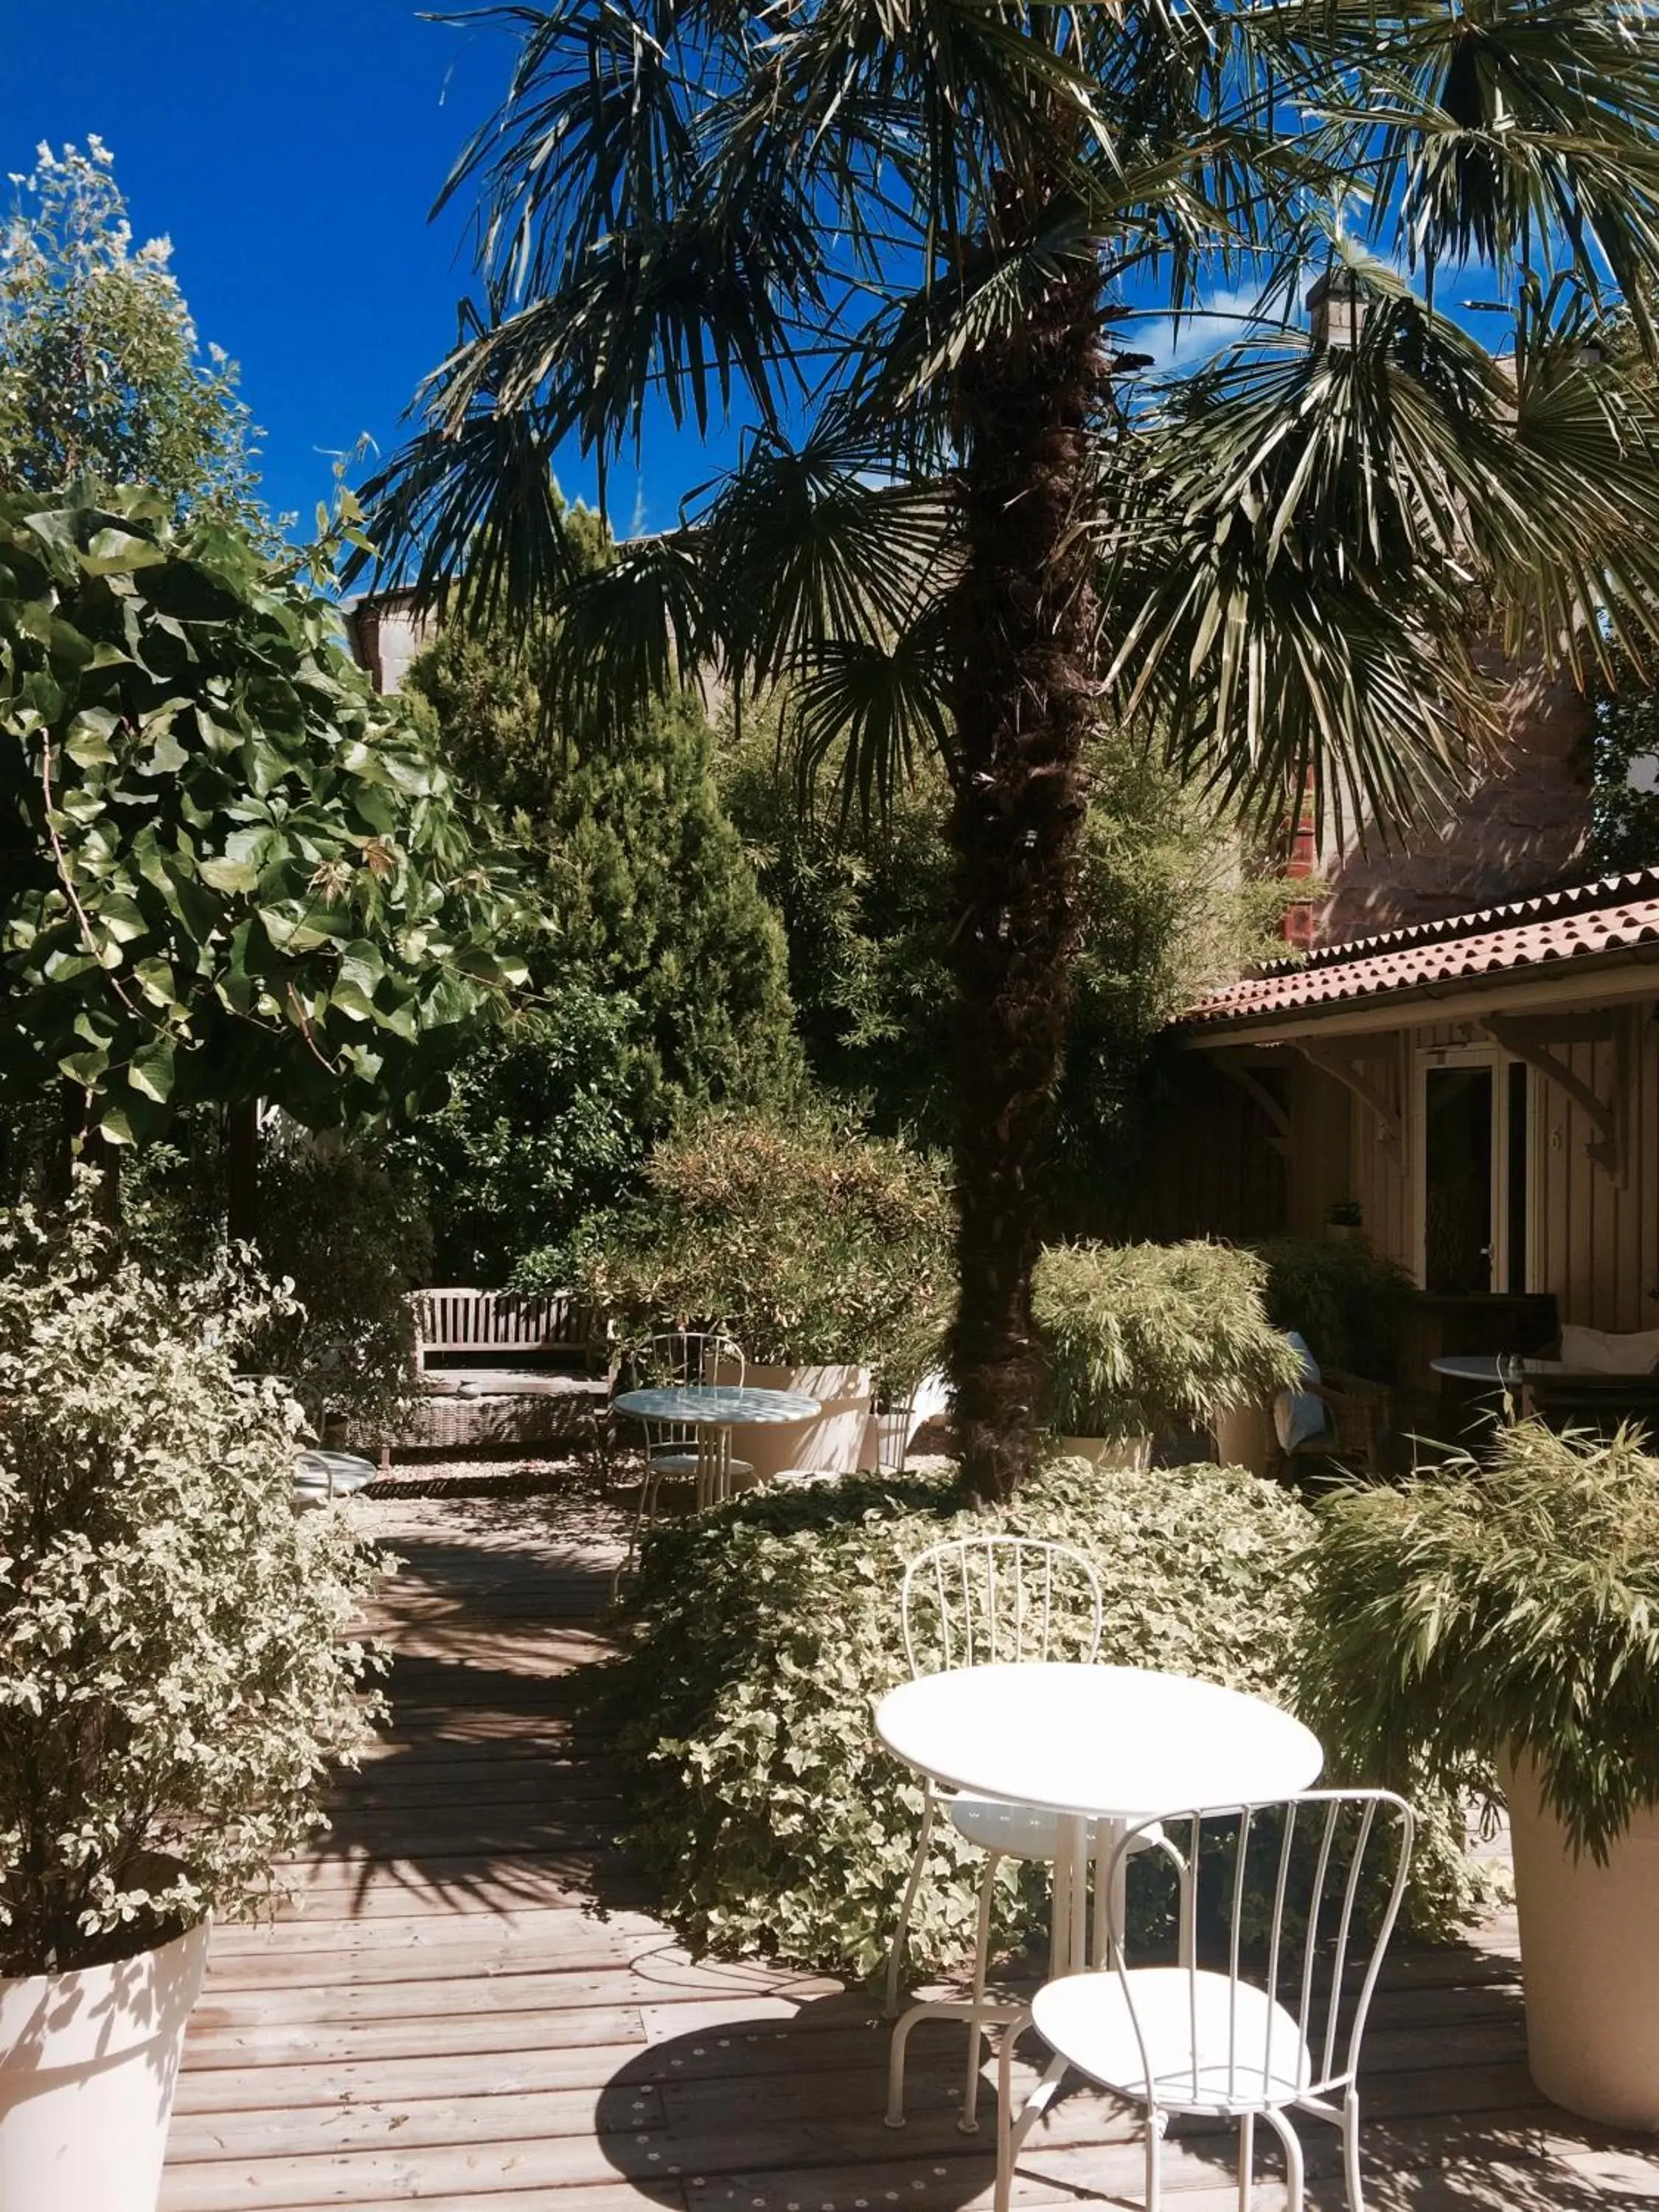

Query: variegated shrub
left=0, top=1183, right=383, bottom=1975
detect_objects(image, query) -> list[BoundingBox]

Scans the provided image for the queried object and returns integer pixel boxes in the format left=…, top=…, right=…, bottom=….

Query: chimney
left=1307, top=268, right=1369, bottom=352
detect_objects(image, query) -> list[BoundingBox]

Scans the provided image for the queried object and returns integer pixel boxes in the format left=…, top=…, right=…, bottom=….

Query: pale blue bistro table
left=613, top=1383, right=821, bottom=1506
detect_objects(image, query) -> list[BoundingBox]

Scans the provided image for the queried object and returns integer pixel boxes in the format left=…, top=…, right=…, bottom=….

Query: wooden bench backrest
left=411, top=1287, right=585, bottom=1360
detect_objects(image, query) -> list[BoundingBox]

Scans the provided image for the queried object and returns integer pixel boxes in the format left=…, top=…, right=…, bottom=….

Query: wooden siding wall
left=1528, top=1021, right=1659, bottom=1331
left=1349, top=1037, right=1411, bottom=1267
left=1339, top=1008, right=1659, bottom=1332
left=1104, top=1051, right=1290, bottom=1244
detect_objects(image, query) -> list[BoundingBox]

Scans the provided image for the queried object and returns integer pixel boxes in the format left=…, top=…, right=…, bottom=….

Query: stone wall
left=347, top=591, right=431, bottom=697
left=1315, top=661, right=1593, bottom=945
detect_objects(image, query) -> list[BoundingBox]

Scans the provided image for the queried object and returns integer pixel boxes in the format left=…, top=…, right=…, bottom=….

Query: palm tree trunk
left=946, top=254, right=1103, bottom=1505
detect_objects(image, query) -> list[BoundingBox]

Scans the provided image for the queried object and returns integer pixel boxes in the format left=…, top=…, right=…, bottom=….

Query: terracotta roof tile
left=1183, top=867, right=1659, bottom=1029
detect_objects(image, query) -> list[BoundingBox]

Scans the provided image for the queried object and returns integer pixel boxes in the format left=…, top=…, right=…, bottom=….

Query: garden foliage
left=248, top=1136, right=431, bottom=1442
left=404, top=618, right=800, bottom=1281
left=611, top=1458, right=1300, bottom=1978
left=0, top=485, right=529, bottom=1141
left=608, top=1457, right=1495, bottom=1981
left=0, top=141, right=261, bottom=526
left=1032, top=1239, right=1304, bottom=1439
left=1255, top=1234, right=1420, bottom=1382
left=408, top=618, right=799, bottom=1120
left=393, top=983, right=639, bottom=1287
left=0, top=1183, right=382, bottom=1976
left=1302, top=1421, right=1659, bottom=1860
left=723, top=707, right=1288, bottom=1215
left=580, top=1109, right=953, bottom=1386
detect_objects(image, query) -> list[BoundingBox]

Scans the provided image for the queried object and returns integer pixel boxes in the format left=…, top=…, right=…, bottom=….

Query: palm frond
left=789, top=606, right=956, bottom=821
left=1350, top=0, right=1659, bottom=330
left=704, top=426, right=953, bottom=686
left=344, top=386, right=572, bottom=627
left=545, top=524, right=714, bottom=737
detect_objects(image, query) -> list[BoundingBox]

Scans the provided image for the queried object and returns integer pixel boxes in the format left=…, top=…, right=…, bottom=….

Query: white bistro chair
left=997, top=1789, right=1414, bottom=2212
left=618, top=1331, right=752, bottom=1578
left=886, top=1537, right=1184, bottom=2132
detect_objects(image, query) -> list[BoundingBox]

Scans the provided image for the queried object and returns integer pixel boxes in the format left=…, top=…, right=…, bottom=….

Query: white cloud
left=1136, top=283, right=1295, bottom=377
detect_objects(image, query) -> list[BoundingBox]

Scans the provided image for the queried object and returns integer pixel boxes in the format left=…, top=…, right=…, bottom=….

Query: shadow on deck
left=161, top=1480, right=1659, bottom=2212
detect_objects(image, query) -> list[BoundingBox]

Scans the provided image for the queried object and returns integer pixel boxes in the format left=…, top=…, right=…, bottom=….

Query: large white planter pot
left=860, top=1371, right=953, bottom=1472
left=724, top=1363, right=872, bottom=1485
left=1053, top=1434, right=1153, bottom=1472
left=1503, top=1752, right=1659, bottom=2128
left=1211, top=1401, right=1276, bottom=1477
left=0, top=1916, right=209, bottom=2211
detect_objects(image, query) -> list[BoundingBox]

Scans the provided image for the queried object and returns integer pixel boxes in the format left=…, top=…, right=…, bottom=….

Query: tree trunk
left=224, top=1096, right=260, bottom=1249
left=57, top=1079, right=121, bottom=1225
left=946, top=245, right=1103, bottom=1506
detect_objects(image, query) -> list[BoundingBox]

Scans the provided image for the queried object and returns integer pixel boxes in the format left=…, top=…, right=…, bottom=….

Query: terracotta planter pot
left=723, top=1363, right=872, bottom=1484
left=1052, top=1433, right=1153, bottom=1472
left=0, top=1916, right=209, bottom=2211
left=1503, top=1751, right=1659, bottom=2128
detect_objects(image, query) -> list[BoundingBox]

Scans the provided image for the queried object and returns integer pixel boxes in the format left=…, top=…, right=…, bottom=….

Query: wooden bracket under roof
left=1292, top=1038, right=1405, bottom=1153
left=1481, top=1006, right=1641, bottom=1189
left=1212, top=1056, right=1293, bottom=1158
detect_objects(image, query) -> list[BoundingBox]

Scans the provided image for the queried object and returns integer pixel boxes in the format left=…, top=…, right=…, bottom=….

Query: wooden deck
left=163, top=1478, right=1659, bottom=2212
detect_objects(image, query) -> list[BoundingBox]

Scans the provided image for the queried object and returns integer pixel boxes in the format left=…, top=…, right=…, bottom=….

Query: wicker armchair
left=1268, top=1366, right=1390, bottom=1481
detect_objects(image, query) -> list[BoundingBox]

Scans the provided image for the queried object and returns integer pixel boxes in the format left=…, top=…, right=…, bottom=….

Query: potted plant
left=1302, top=1420, right=1659, bottom=2128
left=580, top=1110, right=953, bottom=1483
left=1032, top=1240, right=1304, bottom=1469
left=0, top=1187, right=383, bottom=2211
left=1324, top=1197, right=1364, bottom=1244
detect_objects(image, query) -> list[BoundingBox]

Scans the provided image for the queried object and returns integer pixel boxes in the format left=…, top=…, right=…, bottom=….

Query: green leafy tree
left=392, top=981, right=642, bottom=1284
left=408, top=626, right=800, bottom=1124
left=362, top=0, right=1659, bottom=1496
left=403, top=622, right=799, bottom=1281
left=725, top=706, right=1285, bottom=1217
left=0, top=139, right=260, bottom=524
left=0, top=485, right=529, bottom=1152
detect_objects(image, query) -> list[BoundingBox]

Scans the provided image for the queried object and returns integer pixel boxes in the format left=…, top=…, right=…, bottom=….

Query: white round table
left=1430, top=1354, right=1585, bottom=1385
left=876, top=1663, right=1323, bottom=1974
left=613, top=1383, right=821, bottom=1506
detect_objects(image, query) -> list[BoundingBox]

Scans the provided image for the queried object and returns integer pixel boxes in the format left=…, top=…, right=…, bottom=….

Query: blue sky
left=3, top=4, right=1508, bottom=553
left=0, top=0, right=726, bottom=539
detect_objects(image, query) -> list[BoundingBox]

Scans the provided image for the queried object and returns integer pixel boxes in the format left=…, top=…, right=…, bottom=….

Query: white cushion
left=1273, top=1332, right=1328, bottom=1452
left=292, top=1450, right=375, bottom=1497
left=1559, top=1324, right=1659, bottom=1375
left=947, top=1798, right=1166, bottom=1864
left=1033, top=1966, right=1312, bottom=2114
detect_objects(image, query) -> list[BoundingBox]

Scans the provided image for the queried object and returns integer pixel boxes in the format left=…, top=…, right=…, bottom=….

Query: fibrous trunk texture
left=947, top=248, right=1102, bottom=1505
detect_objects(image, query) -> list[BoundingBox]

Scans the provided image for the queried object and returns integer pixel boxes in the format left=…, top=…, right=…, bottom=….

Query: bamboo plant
left=1033, top=1239, right=1304, bottom=1444
left=1301, top=1421, right=1659, bottom=1860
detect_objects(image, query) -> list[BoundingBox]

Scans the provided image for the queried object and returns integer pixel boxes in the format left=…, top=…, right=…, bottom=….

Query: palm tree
left=360, top=0, right=1659, bottom=1500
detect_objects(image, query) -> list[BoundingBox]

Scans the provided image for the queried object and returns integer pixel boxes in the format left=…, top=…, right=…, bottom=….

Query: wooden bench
left=394, top=1287, right=608, bottom=1455
left=409, top=1286, right=592, bottom=1371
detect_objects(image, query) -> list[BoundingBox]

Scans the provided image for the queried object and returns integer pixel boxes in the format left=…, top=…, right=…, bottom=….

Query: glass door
left=1418, top=1051, right=1529, bottom=1294
left=1423, top=1063, right=1495, bottom=1293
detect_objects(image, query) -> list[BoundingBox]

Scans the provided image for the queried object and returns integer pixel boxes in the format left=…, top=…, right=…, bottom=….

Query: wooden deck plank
left=162, top=1481, right=1659, bottom=2212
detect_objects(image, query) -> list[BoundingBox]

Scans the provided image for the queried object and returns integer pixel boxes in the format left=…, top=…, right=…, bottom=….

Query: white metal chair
left=886, top=1537, right=1183, bottom=2132
left=617, top=1331, right=752, bottom=1583
left=867, top=1369, right=950, bottom=1475
left=996, top=1789, right=1415, bottom=2212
